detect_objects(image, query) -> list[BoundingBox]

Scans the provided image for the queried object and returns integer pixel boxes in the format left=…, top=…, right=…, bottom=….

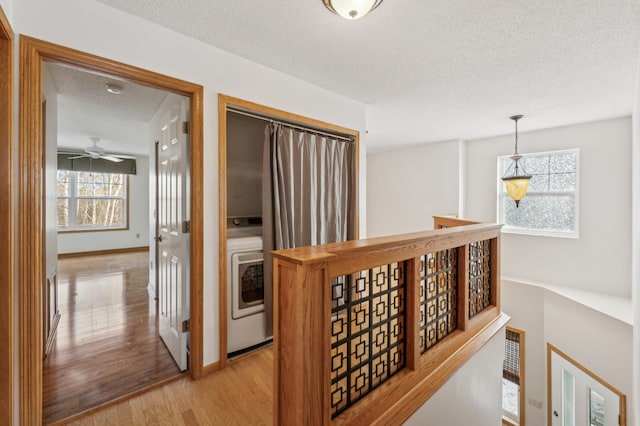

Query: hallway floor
left=63, top=347, right=273, bottom=425
left=43, top=251, right=182, bottom=424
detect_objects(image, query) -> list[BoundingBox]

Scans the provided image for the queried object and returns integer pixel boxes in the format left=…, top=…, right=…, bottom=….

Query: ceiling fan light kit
left=323, top=0, right=383, bottom=20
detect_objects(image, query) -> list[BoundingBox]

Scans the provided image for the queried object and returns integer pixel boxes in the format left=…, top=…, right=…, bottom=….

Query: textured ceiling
left=46, top=62, right=168, bottom=155
left=95, top=0, right=640, bottom=151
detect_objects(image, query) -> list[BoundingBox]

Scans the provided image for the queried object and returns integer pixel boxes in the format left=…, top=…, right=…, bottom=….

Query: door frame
left=547, top=343, right=627, bottom=426
left=503, top=326, right=525, bottom=426
left=18, top=36, right=204, bottom=423
left=217, top=94, right=360, bottom=366
left=0, top=5, right=13, bottom=425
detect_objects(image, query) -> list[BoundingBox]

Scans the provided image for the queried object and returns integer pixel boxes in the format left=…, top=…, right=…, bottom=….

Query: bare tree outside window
left=57, top=171, right=128, bottom=231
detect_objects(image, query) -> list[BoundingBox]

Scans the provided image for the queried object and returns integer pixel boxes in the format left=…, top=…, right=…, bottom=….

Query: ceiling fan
left=64, top=137, right=134, bottom=163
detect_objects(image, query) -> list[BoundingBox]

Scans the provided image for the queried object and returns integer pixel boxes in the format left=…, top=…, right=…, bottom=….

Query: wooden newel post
left=273, top=253, right=334, bottom=426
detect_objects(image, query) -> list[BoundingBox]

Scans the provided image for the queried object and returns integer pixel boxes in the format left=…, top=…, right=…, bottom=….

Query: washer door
left=231, top=251, right=264, bottom=320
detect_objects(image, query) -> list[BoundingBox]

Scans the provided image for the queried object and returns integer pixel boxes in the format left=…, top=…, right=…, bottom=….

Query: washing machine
left=227, top=217, right=271, bottom=354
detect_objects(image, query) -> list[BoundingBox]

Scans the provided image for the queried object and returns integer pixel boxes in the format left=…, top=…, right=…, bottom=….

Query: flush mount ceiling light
left=323, top=0, right=384, bottom=20
left=501, top=114, right=531, bottom=208
left=105, top=83, right=124, bottom=95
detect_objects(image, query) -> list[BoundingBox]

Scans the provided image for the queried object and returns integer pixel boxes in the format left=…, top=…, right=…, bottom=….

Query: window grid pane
left=56, top=170, right=70, bottom=197
left=499, top=149, right=578, bottom=236
left=76, top=199, right=125, bottom=227
left=57, top=199, right=69, bottom=228
left=57, top=171, right=128, bottom=230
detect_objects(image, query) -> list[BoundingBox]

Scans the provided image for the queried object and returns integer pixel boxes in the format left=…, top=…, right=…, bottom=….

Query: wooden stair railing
left=272, top=217, right=509, bottom=425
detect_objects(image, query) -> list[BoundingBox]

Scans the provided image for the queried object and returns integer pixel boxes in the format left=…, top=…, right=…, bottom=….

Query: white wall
left=366, top=118, right=634, bottom=425
left=14, top=0, right=367, bottom=367
left=505, top=281, right=635, bottom=426
left=544, top=292, right=633, bottom=425
left=631, top=45, right=640, bottom=426
left=367, top=140, right=459, bottom=237
left=467, top=117, right=632, bottom=298
left=57, top=155, right=150, bottom=253
left=404, top=327, right=505, bottom=426
left=471, top=118, right=635, bottom=425
left=502, top=281, right=546, bottom=426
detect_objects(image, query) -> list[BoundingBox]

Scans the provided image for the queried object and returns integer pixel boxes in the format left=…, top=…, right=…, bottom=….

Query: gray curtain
left=263, top=123, right=355, bottom=336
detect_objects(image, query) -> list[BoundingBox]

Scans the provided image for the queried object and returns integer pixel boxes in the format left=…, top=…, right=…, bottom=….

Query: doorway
left=40, top=61, right=191, bottom=422
left=548, top=343, right=627, bottom=426
left=18, top=36, right=204, bottom=423
left=502, top=326, right=525, bottom=425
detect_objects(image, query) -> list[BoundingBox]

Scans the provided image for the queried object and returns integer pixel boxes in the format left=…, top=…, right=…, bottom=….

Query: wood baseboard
left=58, top=246, right=150, bottom=259
left=201, top=361, right=222, bottom=377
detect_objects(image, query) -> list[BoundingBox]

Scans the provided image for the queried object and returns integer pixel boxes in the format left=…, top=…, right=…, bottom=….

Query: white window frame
left=57, top=170, right=129, bottom=232
left=497, top=148, right=579, bottom=239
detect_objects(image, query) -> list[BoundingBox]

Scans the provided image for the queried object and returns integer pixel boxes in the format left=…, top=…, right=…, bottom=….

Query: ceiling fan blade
left=67, top=154, right=88, bottom=160
left=100, top=154, right=124, bottom=163
left=110, top=153, right=137, bottom=160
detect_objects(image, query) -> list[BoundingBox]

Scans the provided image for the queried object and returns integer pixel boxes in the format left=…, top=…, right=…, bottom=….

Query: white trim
left=501, top=275, right=633, bottom=326
left=501, top=226, right=579, bottom=239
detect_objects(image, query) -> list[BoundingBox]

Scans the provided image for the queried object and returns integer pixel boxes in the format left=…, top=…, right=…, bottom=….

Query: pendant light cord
left=514, top=119, right=519, bottom=155
left=509, top=114, right=524, bottom=175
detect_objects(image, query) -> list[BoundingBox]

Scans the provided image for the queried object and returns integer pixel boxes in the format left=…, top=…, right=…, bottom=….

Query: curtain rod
left=227, top=108, right=354, bottom=143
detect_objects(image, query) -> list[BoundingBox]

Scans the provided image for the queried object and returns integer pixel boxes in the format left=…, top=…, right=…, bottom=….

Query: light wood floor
left=64, top=348, right=274, bottom=425
left=44, top=251, right=182, bottom=424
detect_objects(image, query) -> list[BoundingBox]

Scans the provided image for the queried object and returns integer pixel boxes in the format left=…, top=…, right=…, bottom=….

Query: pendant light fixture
left=501, top=114, right=531, bottom=208
left=323, top=0, right=384, bottom=20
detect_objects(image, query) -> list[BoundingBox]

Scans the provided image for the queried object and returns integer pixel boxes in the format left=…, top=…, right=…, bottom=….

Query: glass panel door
left=549, top=345, right=624, bottom=426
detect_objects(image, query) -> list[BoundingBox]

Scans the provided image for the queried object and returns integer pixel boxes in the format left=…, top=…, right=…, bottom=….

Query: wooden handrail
left=272, top=219, right=506, bottom=425
left=433, top=215, right=481, bottom=229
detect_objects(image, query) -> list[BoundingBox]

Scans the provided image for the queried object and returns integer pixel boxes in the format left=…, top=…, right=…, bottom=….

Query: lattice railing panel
left=469, top=239, right=492, bottom=318
left=330, top=263, right=406, bottom=418
left=419, top=249, right=458, bottom=353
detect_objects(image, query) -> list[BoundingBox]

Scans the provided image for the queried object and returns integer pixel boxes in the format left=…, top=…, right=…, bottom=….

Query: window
left=57, top=171, right=128, bottom=231
left=502, top=327, right=525, bottom=426
left=497, top=149, right=579, bottom=238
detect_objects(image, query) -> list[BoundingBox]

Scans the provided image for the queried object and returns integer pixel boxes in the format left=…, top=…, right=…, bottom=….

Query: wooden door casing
left=18, top=36, right=204, bottom=422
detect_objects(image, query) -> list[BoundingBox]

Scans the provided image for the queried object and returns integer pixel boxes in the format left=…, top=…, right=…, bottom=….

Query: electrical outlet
left=527, top=397, right=543, bottom=409
left=136, top=233, right=140, bottom=238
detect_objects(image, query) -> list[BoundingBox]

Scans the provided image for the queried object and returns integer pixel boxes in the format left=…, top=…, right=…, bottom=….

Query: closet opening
left=218, top=94, right=360, bottom=365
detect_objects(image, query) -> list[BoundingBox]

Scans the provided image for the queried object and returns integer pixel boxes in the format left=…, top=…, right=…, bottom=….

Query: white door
left=157, top=97, right=189, bottom=371
left=550, top=349, right=621, bottom=426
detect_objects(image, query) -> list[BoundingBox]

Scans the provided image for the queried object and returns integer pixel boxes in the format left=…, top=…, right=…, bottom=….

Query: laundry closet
left=226, top=111, right=271, bottom=355
left=223, top=101, right=358, bottom=357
